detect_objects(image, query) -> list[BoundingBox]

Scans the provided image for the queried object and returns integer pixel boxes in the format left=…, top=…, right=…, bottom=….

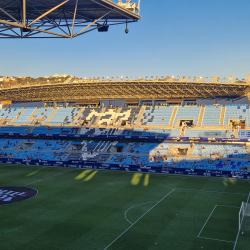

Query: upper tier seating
left=30, top=108, right=54, bottom=124
left=15, top=107, right=36, bottom=124
left=140, top=106, right=174, bottom=126
left=49, top=108, right=80, bottom=125
left=174, top=107, right=201, bottom=126
left=98, top=107, right=140, bottom=125
left=119, top=107, right=140, bottom=125
left=79, top=108, right=102, bottom=124
left=224, top=104, right=250, bottom=126
left=202, top=105, right=222, bottom=126
left=185, top=129, right=233, bottom=138
left=0, top=108, right=23, bottom=123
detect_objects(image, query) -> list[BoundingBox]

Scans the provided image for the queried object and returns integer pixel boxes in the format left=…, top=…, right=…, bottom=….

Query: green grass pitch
left=0, top=164, right=250, bottom=250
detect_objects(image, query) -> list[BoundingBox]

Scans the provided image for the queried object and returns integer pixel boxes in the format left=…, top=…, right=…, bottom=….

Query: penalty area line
left=103, top=188, right=176, bottom=250
left=198, top=236, right=235, bottom=244
left=197, top=205, right=217, bottom=237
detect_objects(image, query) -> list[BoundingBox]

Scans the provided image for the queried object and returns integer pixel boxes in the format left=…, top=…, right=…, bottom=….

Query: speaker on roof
left=98, top=25, right=109, bottom=32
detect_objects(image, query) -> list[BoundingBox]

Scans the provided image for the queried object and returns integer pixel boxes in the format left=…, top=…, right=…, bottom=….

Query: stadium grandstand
left=0, top=74, right=250, bottom=176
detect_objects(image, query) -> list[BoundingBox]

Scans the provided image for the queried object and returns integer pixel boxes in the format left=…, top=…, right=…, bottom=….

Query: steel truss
left=0, top=0, right=141, bottom=38
left=0, top=81, right=249, bottom=102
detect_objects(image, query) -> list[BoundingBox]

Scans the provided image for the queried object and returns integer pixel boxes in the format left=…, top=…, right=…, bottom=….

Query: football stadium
left=1, top=1, right=250, bottom=250
left=0, top=75, right=250, bottom=249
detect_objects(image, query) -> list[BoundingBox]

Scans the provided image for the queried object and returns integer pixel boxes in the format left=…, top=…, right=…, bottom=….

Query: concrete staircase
left=44, top=108, right=58, bottom=125
left=62, top=153, right=70, bottom=161
left=112, top=107, right=122, bottom=125
left=187, top=146, right=194, bottom=156
left=169, top=106, right=178, bottom=126
left=11, top=108, right=25, bottom=125
left=167, top=145, right=175, bottom=156
left=25, top=108, right=39, bottom=125
left=219, top=106, right=226, bottom=126
left=135, top=106, right=146, bottom=126
left=72, top=107, right=84, bottom=126
left=106, top=153, right=114, bottom=163
left=197, top=106, right=205, bottom=127
left=234, top=128, right=238, bottom=138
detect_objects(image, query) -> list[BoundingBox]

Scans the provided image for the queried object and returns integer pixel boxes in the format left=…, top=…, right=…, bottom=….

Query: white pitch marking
left=233, top=191, right=250, bottom=250
left=217, top=205, right=240, bottom=209
left=25, top=169, right=74, bottom=186
left=198, top=236, right=235, bottom=244
left=124, top=201, right=158, bottom=224
left=197, top=205, right=217, bottom=237
left=177, top=187, right=249, bottom=196
left=103, top=188, right=176, bottom=250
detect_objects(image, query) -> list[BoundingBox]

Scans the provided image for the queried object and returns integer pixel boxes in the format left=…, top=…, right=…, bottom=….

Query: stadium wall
left=12, top=101, right=44, bottom=108
left=198, top=97, right=249, bottom=105
left=100, top=99, right=126, bottom=107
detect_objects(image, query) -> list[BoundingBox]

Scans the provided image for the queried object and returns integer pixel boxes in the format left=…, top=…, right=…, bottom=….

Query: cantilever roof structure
left=0, top=0, right=141, bottom=38
left=0, top=80, right=250, bottom=102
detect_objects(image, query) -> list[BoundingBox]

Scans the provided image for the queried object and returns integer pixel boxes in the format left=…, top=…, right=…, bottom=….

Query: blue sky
left=1, top=0, right=250, bottom=80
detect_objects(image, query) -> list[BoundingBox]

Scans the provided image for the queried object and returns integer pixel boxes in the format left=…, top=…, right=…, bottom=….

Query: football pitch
left=0, top=164, right=250, bottom=250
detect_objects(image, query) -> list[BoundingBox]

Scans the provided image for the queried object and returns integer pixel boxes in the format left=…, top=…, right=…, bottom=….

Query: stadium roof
left=0, top=0, right=141, bottom=38
left=0, top=80, right=250, bottom=102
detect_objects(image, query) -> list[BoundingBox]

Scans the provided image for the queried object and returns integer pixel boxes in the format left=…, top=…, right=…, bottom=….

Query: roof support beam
left=27, top=0, right=69, bottom=27
left=71, top=0, right=78, bottom=37
left=23, top=0, right=26, bottom=26
left=73, top=12, right=111, bottom=38
left=0, top=19, right=24, bottom=28
left=0, top=7, right=21, bottom=24
left=26, top=26, right=70, bottom=38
